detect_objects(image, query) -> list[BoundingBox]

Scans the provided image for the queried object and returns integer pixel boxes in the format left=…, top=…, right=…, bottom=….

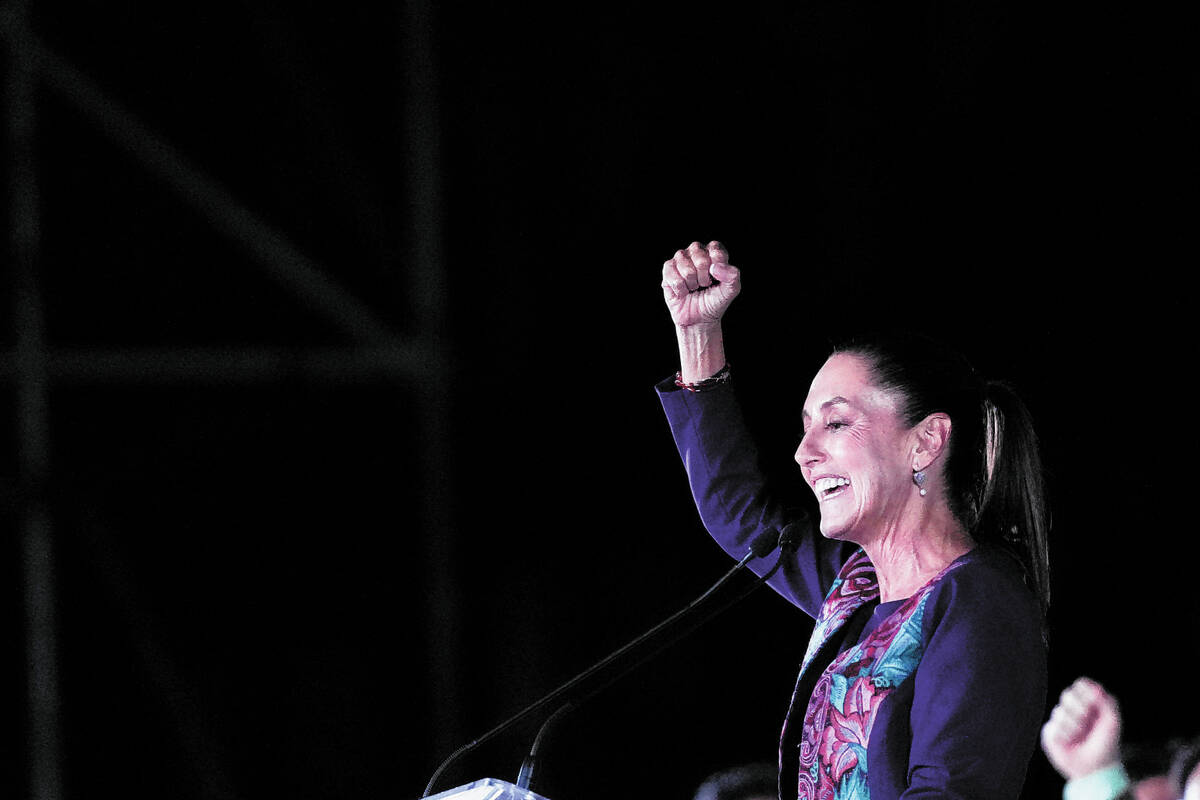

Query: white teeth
left=814, top=477, right=850, bottom=494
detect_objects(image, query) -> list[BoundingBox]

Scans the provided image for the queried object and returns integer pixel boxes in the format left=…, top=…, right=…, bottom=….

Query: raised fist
left=661, top=241, right=741, bottom=329
left=1040, top=677, right=1124, bottom=781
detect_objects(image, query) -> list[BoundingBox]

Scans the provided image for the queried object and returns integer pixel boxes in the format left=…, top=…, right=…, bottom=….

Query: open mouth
left=814, top=476, right=851, bottom=502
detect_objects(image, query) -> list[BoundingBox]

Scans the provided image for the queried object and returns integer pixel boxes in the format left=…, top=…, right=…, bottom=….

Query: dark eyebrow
left=801, top=396, right=851, bottom=420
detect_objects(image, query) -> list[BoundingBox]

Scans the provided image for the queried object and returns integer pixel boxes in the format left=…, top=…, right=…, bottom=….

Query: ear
left=910, top=412, right=952, bottom=472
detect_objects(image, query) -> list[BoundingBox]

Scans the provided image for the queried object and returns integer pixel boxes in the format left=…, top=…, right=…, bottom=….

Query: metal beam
left=4, top=27, right=402, bottom=346
left=400, top=0, right=464, bottom=766
left=0, top=344, right=446, bottom=385
left=4, top=3, right=64, bottom=798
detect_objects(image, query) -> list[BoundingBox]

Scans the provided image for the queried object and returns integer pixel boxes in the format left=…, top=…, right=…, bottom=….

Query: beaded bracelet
left=674, top=363, right=732, bottom=392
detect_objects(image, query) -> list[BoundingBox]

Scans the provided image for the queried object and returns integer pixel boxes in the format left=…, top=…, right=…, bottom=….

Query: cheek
left=833, top=429, right=886, bottom=475
left=841, top=435, right=907, bottom=501
left=848, top=475, right=885, bottom=515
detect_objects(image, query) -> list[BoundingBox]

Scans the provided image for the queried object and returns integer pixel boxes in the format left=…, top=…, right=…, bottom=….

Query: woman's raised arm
left=661, top=240, right=741, bottom=383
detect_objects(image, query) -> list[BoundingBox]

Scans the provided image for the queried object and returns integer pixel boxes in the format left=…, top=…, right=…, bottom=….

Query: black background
left=3, top=1, right=1198, bottom=799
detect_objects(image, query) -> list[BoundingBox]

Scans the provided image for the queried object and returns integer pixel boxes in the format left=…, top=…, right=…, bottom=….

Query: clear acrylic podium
left=425, top=778, right=552, bottom=800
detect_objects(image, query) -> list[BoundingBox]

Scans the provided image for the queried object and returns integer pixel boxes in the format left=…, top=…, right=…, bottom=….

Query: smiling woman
left=656, top=242, right=1050, bottom=800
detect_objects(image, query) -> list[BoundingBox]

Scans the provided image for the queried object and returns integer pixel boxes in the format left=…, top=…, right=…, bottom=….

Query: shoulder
left=926, top=545, right=1040, bottom=615
left=901, top=546, right=1051, bottom=797
left=921, top=545, right=1045, bottom=653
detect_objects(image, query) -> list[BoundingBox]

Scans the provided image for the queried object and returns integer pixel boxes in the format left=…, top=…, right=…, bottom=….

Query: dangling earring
left=912, top=469, right=927, bottom=497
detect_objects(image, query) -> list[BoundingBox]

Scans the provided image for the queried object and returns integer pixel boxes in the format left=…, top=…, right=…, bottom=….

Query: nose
left=795, top=429, right=824, bottom=470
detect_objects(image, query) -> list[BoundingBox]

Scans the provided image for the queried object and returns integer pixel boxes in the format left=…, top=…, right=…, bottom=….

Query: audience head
left=1169, top=737, right=1200, bottom=800
left=693, top=762, right=777, bottom=800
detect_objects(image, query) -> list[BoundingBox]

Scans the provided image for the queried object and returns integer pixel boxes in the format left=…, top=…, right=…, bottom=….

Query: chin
left=818, top=518, right=850, bottom=541
left=818, top=514, right=867, bottom=544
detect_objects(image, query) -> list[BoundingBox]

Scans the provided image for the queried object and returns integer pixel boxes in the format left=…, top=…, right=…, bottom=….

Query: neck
left=860, top=501, right=975, bottom=603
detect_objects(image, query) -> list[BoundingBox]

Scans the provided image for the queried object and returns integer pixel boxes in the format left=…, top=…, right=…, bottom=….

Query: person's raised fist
left=661, top=241, right=741, bottom=329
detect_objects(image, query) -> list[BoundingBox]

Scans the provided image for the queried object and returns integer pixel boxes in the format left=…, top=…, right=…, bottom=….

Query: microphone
left=421, top=520, right=806, bottom=797
left=512, top=521, right=805, bottom=792
left=776, top=521, right=803, bottom=554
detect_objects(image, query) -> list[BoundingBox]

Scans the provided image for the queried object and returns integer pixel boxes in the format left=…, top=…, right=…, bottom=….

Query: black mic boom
left=421, top=521, right=806, bottom=797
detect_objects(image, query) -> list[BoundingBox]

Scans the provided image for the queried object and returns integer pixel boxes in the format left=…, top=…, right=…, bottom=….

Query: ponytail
left=973, top=381, right=1051, bottom=620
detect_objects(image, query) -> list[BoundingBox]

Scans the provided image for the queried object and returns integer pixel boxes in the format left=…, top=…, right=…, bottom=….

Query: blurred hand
left=1041, top=677, right=1124, bottom=781
left=661, top=241, right=741, bottom=329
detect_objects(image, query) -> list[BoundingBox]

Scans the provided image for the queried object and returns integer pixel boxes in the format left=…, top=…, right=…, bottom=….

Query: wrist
left=675, top=363, right=732, bottom=392
left=1063, top=763, right=1130, bottom=800
left=675, top=322, right=726, bottom=383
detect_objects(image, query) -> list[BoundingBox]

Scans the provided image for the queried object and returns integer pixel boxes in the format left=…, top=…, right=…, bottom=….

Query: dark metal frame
left=2, top=3, right=461, bottom=795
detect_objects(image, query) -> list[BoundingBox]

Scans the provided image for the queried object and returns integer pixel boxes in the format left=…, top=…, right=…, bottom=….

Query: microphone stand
left=513, top=544, right=794, bottom=792
left=421, top=522, right=803, bottom=797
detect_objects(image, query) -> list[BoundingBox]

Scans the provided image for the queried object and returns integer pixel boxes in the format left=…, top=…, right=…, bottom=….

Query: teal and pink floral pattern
left=795, top=552, right=965, bottom=800
left=798, top=550, right=878, bottom=676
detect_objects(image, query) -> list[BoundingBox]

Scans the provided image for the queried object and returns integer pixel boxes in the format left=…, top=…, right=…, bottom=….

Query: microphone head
left=747, top=529, right=781, bottom=559
left=777, top=521, right=807, bottom=554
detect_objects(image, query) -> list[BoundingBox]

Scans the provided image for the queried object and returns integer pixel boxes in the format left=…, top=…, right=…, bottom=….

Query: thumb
left=709, top=259, right=741, bottom=287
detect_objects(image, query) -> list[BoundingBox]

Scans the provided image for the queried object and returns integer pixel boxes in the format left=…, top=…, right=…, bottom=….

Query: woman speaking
left=657, top=241, right=1049, bottom=799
